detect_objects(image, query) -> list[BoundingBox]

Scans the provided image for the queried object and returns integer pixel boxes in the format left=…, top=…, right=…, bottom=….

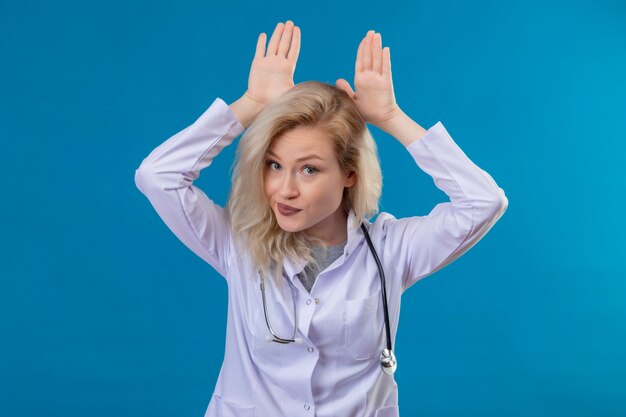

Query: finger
left=364, top=30, right=374, bottom=71
left=383, top=46, right=391, bottom=80
left=255, top=33, right=267, bottom=59
left=268, top=22, right=285, bottom=56
left=373, top=33, right=382, bottom=75
left=287, top=26, right=301, bottom=66
left=356, top=37, right=364, bottom=74
left=278, top=20, right=294, bottom=57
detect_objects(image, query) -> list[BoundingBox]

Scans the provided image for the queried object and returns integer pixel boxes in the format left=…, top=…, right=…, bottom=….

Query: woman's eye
left=304, top=166, right=319, bottom=175
left=265, top=160, right=319, bottom=176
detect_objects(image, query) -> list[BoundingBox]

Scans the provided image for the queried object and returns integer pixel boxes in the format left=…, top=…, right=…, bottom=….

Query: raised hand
left=335, top=30, right=401, bottom=129
left=245, top=20, right=301, bottom=107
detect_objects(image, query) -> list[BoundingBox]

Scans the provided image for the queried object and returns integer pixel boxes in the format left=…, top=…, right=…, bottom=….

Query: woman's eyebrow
left=266, top=149, right=325, bottom=162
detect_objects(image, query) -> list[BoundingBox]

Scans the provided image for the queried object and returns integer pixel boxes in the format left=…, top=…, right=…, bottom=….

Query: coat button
left=308, top=347, right=314, bottom=352
left=304, top=404, right=311, bottom=410
left=314, top=298, right=320, bottom=304
left=306, top=299, right=312, bottom=305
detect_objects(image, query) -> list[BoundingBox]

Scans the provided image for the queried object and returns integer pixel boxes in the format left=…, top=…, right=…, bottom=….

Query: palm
left=248, top=56, right=295, bottom=103
left=336, top=31, right=399, bottom=128
left=354, top=71, right=395, bottom=124
left=245, top=21, right=301, bottom=106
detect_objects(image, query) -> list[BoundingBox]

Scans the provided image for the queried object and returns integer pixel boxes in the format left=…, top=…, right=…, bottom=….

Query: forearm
left=378, top=108, right=428, bottom=148
left=136, top=98, right=244, bottom=188
left=229, top=93, right=266, bottom=129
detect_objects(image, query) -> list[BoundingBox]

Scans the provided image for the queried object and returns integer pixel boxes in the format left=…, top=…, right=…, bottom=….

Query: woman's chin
left=276, top=216, right=304, bottom=232
left=277, top=222, right=301, bottom=233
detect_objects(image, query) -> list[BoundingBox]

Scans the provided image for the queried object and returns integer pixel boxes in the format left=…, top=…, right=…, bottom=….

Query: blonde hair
left=224, top=81, right=383, bottom=291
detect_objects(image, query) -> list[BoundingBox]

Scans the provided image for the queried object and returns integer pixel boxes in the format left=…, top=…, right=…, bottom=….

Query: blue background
left=2, top=0, right=625, bottom=416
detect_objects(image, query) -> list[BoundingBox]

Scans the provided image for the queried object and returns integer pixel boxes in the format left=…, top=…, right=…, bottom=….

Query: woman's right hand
left=244, top=20, right=301, bottom=107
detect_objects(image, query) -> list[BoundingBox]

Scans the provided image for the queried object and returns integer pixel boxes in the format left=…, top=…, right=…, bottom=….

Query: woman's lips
left=277, top=203, right=302, bottom=215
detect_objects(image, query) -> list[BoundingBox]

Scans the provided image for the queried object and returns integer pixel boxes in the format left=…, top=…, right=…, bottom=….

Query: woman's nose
left=279, top=174, right=299, bottom=197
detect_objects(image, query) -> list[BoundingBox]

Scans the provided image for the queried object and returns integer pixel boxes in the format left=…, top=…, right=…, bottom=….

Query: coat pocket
left=375, top=404, right=399, bottom=417
left=344, top=289, right=385, bottom=360
left=208, top=393, right=255, bottom=417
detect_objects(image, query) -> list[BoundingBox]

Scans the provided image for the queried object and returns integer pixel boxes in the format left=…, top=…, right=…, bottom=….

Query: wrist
left=243, top=91, right=267, bottom=108
left=229, top=92, right=266, bottom=129
left=379, top=108, right=428, bottom=148
left=375, top=105, right=405, bottom=132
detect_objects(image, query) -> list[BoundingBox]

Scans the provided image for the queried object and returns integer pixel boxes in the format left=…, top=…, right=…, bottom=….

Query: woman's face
left=263, top=126, right=356, bottom=244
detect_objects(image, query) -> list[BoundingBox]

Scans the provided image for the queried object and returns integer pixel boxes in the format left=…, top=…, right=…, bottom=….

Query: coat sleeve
left=381, top=121, right=509, bottom=293
left=134, top=97, right=245, bottom=281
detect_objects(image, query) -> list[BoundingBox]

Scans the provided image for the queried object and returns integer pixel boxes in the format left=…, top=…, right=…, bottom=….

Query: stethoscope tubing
left=259, top=221, right=396, bottom=373
left=360, top=222, right=392, bottom=352
left=259, top=276, right=300, bottom=344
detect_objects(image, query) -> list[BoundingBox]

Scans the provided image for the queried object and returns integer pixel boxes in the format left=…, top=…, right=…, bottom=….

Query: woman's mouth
left=277, top=203, right=302, bottom=216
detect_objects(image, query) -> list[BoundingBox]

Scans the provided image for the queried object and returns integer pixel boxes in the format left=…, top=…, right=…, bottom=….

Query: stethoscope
left=258, top=222, right=397, bottom=376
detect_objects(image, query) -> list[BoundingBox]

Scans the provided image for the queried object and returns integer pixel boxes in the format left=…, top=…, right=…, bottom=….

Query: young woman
left=135, top=20, right=507, bottom=417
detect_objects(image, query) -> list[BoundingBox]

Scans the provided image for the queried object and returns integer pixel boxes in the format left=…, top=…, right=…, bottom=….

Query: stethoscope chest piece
left=380, top=348, right=397, bottom=375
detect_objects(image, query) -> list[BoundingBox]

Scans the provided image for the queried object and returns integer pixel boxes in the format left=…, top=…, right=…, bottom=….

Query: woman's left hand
left=336, top=30, right=401, bottom=129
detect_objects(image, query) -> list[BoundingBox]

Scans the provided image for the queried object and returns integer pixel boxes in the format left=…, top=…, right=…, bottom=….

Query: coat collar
left=283, top=208, right=367, bottom=282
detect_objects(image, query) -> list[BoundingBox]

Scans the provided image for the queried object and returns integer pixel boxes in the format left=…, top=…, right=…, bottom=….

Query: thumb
left=335, top=78, right=355, bottom=99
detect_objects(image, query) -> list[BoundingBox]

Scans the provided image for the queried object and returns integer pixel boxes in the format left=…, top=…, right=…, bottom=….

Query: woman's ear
left=345, top=170, right=357, bottom=187
left=336, top=79, right=356, bottom=100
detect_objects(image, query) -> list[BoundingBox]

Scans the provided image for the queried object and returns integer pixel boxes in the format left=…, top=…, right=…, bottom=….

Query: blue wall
left=2, top=0, right=625, bottom=415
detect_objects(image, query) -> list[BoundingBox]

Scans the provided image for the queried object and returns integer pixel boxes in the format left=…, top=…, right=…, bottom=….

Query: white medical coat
left=134, top=97, right=508, bottom=417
